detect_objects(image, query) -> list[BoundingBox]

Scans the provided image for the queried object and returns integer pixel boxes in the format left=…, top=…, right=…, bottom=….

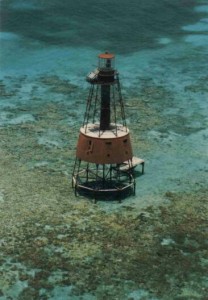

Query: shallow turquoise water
left=0, top=0, right=208, bottom=299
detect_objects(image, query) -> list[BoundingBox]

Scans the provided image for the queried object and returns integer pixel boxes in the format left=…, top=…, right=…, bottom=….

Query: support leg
left=142, top=162, right=145, bottom=174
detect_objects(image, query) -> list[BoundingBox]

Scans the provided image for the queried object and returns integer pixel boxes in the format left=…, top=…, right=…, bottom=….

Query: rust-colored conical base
left=76, top=124, right=133, bottom=164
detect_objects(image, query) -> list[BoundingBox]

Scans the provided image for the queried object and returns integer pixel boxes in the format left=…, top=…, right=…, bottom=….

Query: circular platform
left=72, top=166, right=135, bottom=198
left=80, top=123, right=129, bottom=138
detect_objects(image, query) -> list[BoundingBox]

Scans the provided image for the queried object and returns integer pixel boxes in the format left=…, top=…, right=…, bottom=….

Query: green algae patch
left=0, top=80, right=19, bottom=98
left=126, top=81, right=207, bottom=137
left=62, top=242, right=102, bottom=260
left=39, top=75, right=78, bottom=95
left=184, top=76, right=208, bottom=93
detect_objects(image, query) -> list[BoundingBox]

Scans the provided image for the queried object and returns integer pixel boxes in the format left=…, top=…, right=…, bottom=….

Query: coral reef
left=0, top=6, right=208, bottom=294
left=0, top=75, right=207, bottom=298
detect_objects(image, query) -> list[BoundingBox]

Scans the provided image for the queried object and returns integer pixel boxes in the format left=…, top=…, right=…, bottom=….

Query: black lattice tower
left=72, top=52, right=144, bottom=199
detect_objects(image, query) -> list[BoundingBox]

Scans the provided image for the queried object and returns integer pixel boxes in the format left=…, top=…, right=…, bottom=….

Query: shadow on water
left=74, top=188, right=135, bottom=203
left=133, top=169, right=145, bottom=179
left=73, top=170, right=145, bottom=203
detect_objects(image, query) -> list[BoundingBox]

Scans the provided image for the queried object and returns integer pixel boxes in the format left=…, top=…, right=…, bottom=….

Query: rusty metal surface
left=98, top=53, right=115, bottom=59
left=76, top=131, right=133, bottom=164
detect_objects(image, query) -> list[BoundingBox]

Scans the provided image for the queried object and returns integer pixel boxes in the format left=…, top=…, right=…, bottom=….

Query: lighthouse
left=72, top=52, right=144, bottom=199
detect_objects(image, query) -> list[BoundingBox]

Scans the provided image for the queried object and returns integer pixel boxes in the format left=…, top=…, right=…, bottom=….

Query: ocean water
left=0, top=0, right=208, bottom=299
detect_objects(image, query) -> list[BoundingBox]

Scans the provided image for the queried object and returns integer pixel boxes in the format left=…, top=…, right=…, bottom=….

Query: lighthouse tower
left=72, top=52, right=144, bottom=198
